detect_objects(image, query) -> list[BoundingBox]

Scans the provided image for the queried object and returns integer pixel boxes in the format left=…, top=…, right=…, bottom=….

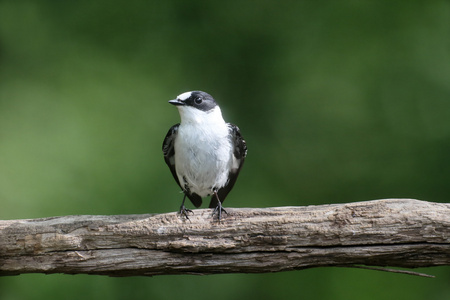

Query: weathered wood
left=0, top=199, right=449, bottom=276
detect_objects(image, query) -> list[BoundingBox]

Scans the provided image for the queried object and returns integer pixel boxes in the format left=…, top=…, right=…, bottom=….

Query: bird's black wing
left=162, top=124, right=180, bottom=186
left=209, top=123, right=247, bottom=208
left=162, top=124, right=202, bottom=208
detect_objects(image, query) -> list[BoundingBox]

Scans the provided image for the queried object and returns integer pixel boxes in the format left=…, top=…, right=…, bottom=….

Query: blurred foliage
left=0, top=0, right=449, bottom=299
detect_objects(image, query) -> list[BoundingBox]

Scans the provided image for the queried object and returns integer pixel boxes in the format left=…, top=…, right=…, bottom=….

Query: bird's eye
left=194, top=97, right=203, bottom=104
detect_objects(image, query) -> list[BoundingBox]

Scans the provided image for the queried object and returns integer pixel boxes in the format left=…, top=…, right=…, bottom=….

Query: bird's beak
left=168, top=99, right=185, bottom=106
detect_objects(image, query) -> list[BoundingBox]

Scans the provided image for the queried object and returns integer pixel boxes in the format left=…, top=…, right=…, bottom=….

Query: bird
left=162, top=91, right=247, bottom=221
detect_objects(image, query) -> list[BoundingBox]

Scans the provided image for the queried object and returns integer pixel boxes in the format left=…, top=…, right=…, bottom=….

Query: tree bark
left=0, top=199, right=449, bottom=277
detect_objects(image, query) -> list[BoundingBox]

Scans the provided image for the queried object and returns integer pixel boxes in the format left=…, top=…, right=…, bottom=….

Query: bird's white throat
left=177, top=105, right=225, bottom=126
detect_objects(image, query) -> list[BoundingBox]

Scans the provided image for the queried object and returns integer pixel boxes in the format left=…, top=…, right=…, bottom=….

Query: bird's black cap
left=169, top=91, right=217, bottom=112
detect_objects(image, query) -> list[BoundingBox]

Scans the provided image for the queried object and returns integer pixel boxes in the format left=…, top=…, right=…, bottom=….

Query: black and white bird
left=162, top=91, right=247, bottom=221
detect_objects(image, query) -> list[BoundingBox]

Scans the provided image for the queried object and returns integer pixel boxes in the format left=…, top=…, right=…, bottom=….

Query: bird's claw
left=179, top=205, right=194, bottom=220
left=212, top=205, right=228, bottom=222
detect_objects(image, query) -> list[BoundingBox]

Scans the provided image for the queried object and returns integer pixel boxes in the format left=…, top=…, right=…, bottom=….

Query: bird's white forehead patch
left=177, top=91, right=192, bottom=101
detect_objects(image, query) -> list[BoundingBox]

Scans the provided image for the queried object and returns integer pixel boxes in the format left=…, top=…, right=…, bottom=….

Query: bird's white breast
left=174, top=106, right=233, bottom=197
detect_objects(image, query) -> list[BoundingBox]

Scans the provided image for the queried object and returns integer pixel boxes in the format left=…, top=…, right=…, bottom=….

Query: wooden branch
left=0, top=199, right=449, bottom=277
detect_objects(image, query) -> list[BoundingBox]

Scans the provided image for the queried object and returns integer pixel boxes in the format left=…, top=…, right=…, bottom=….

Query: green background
left=1, top=1, right=449, bottom=299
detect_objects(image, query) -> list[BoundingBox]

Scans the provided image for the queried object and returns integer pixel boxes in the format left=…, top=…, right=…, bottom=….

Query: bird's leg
left=179, top=193, right=193, bottom=219
left=212, top=190, right=228, bottom=222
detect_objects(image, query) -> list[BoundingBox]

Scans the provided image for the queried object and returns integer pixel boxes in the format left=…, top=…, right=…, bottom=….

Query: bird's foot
left=212, top=204, right=228, bottom=222
left=179, top=205, right=194, bottom=220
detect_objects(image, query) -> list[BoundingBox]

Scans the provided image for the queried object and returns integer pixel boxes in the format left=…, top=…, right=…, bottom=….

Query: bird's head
left=169, top=91, right=222, bottom=124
